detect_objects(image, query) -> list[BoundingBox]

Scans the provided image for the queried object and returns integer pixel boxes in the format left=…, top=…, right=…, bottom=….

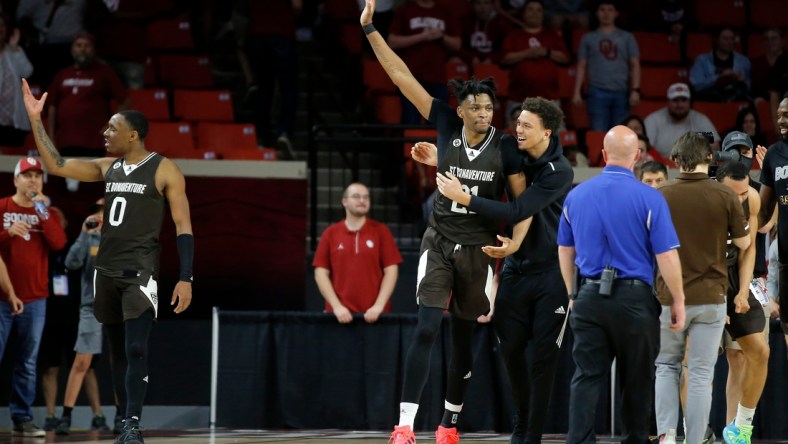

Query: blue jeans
left=0, top=298, right=46, bottom=422
left=586, top=86, right=629, bottom=132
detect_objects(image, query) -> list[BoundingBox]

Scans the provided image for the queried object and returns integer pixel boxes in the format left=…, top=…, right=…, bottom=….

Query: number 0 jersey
left=428, top=99, right=519, bottom=245
left=95, top=152, right=166, bottom=278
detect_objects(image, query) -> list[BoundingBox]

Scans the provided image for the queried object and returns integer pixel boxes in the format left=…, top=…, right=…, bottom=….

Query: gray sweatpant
left=654, top=303, right=725, bottom=444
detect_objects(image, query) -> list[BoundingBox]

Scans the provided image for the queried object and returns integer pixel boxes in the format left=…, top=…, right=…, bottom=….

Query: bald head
left=603, top=125, right=640, bottom=168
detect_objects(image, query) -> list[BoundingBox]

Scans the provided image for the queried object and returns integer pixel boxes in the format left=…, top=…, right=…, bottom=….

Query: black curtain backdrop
left=215, top=311, right=787, bottom=437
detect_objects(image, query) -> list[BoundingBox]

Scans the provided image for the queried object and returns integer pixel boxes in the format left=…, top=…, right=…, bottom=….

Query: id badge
left=749, top=277, right=769, bottom=307
left=53, top=274, right=68, bottom=296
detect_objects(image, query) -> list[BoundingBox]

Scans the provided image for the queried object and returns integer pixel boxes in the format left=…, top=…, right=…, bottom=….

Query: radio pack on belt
left=599, top=266, right=617, bottom=297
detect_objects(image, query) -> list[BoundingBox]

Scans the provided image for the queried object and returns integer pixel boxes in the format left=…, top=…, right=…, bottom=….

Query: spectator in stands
left=769, top=47, right=788, bottom=136
left=622, top=114, right=647, bottom=138
left=47, top=32, right=128, bottom=160
left=313, top=182, right=403, bottom=324
left=751, top=28, right=783, bottom=102
left=766, top=233, right=788, bottom=350
left=644, top=82, right=719, bottom=157
left=0, top=157, right=67, bottom=437
left=658, top=0, right=687, bottom=45
left=54, top=199, right=119, bottom=435
left=242, top=0, right=300, bottom=159
left=633, top=134, right=654, bottom=176
left=733, top=107, right=767, bottom=148
left=572, top=1, right=640, bottom=132
left=689, top=26, right=751, bottom=102
left=0, top=13, right=33, bottom=147
left=16, top=0, right=86, bottom=90
left=388, top=0, right=460, bottom=125
left=654, top=132, right=749, bottom=444
left=639, top=160, right=668, bottom=188
left=457, top=0, right=511, bottom=66
left=88, top=0, right=150, bottom=89
left=500, top=0, right=568, bottom=127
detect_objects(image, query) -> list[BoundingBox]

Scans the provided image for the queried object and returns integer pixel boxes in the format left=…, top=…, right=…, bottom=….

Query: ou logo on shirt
left=775, top=166, right=788, bottom=181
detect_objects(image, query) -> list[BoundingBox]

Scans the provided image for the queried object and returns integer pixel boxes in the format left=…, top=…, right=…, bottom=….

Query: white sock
left=683, top=417, right=687, bottom=438
left=398, top=402, right=419, bottom=428
left=734, top=404, right=756, bottom=428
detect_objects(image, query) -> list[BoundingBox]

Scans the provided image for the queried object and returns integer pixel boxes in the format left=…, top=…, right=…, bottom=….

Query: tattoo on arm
left=35, top=121, right=65, bottom=167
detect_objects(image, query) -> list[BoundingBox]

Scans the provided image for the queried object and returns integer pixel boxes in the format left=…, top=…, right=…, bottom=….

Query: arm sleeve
left=648, top=193, right=681, bottom=254
left=378, top=225, right=403, bottom=268
left=689, top=55, right=715, bottom=92
left=467, top=163, right=573, bottom=224
left=312, top=227, right=332, bottom=270
left=577, top=34, right=589, bottom=60
left=626, top=32, right=640, bottom=59
left=556, top=198, right=574, bottom=247
left=64, top=232, right=89, bottom=270
left=500, top=136, right=522, bottom=176
left=42, top=211, right=67, bottom=251
left=9, top=50, right=33, bottom=78
left=767, top=239, right=778, bottom=300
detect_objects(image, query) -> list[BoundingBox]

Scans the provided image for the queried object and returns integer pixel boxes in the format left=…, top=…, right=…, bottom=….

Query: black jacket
left=467, top=135, right=574, bottom=273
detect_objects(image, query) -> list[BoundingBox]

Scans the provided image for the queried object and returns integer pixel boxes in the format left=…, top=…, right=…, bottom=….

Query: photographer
left=654, top=132, right=750, bottom=444
left=54, top=198, right=124, bottom=435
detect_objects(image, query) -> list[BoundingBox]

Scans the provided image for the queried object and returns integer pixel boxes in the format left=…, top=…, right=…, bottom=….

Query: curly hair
left=448, top=76, right=498, bottom=105
left=521, top=97, right=564, bottom=133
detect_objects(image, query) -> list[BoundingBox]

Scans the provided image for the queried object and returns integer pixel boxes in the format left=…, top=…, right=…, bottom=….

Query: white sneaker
left=660, top=429, right=677, bottom=444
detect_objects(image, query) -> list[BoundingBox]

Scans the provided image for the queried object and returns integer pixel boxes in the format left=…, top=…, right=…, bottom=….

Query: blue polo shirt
left=557, top=165, right=680, bottom=285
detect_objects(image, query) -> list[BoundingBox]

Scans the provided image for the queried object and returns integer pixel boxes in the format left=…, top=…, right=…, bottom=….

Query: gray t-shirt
left=644, top=108, right=720, bottom=157
left=577, top=29, right=639, bottom=92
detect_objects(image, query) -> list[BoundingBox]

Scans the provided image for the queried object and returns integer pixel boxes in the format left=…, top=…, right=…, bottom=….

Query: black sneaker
left=43, top=415, right=58, bottom=431
left=510, top=414, right=526, bottom=444
left=55, top=416, right=71, bottom=435
left=115, top=419, right=144, bottom=444
left=92, top=414, right=110, bottom=431
left=113, top=415, right=124, bottom=435
left=13, top=419, right=46, bottom=437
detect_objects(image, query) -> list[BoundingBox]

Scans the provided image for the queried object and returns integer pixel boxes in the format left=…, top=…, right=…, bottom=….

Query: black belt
left=581, top=278, right=650, bottom=288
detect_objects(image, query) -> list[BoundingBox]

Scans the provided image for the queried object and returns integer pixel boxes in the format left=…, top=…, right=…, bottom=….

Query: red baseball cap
left=14, top=157, right=44, bottom=177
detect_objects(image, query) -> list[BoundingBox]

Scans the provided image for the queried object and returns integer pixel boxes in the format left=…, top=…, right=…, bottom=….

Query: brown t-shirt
left=655, top=172, right=748, bottom=306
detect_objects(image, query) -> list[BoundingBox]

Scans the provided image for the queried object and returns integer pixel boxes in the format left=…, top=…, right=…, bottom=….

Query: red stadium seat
left=446, top=60, right=470, bottom=81
left=571, top=29, right=588, bottom=56
left=694, top=0, right=745, bottom=29
left=221, top=148, right=278, bottom=161
left=632, top=32, right=681, bottom=65
left=563, top=100, right=589, bottom=131
left=559, top=129, right=579, bottom=147
left=196, top=123, right=258, bottom=151
left=373, top=94, right=402, bottom=124
left=473, top=62, right=509, bottom=97
left=143, top=57, right=157, bottom=87
left=146, top=19, right=194, bottom=52
left=750, top=0, right=786, bottom=29
left=640, top=67, right=689, bottom=100
left=747, top=32, right=788, bottom=60
left=173, top=90, right=234, bottom=122
left=158, top=55, right=213, bottom=88
left=127, top=89, right=170, bottom=121
left=557, top=66, right=584, bottom=99
left=693, top=101, right=748, bottom=133
left=757, top=99, right=774, bottom=135
left=363, top=59, right=396, bottom=94
left=146, top=122, right=195, bottom=154
left=584, top=130, right=605, bottom=166
left=403, top=128, right=438, bottom=158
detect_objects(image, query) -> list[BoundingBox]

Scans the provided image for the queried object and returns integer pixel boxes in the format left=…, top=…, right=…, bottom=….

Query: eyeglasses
left=347, top=194, right=370, bottom=200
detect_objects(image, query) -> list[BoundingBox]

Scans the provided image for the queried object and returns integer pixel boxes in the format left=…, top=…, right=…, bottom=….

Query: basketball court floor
left=8, top=430, right=786, bottom=444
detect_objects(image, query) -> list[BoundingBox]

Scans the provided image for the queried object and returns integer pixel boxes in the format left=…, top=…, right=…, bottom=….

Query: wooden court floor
left=7, top=430, right=786, bottom=444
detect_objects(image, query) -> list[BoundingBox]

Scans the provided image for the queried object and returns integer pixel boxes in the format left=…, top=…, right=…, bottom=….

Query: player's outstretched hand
left=171, top=281, right=192, bottom=314
left=360, top=0, right=375, bottom=25
left=482, top=235, right=519, bottom=258
left=412, top=142, right=438, bottom=166
left=21, top=78, right=47, bottom=117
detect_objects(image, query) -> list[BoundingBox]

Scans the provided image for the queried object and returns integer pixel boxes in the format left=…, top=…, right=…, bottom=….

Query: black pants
left=567, top=280, right=660, bottom=444
left=493, top=265, right=567, bottom=443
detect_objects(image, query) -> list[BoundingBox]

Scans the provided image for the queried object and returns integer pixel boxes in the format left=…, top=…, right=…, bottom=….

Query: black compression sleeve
left=177, top=234, right=194, bottom=282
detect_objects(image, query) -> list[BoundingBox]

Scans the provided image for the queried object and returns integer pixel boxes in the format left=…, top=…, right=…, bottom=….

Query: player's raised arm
left=22, top=79, right=107, bottom=182
left=360, top=0, right=433, bottom=119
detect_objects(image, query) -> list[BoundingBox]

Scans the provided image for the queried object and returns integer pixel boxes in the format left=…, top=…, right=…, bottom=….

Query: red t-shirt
left=503, top=28, right=567, bottom=101
left=312, top=219, right=403, bottom=313
left=0, top=197, right=67, bottom=302
left=459, top=13, right=512, bottom=64
left=47, top=62, right=128, bottom=151
left=389, top=2, right=460, bottom=84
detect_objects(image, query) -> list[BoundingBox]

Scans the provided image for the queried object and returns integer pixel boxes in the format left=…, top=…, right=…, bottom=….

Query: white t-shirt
left=644, top=108, right=720, bottom=157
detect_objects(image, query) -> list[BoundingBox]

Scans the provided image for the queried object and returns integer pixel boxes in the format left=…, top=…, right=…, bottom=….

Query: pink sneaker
left=389, top=425, right=416, bottom=444
left=435, top=425, right=460, bottom=444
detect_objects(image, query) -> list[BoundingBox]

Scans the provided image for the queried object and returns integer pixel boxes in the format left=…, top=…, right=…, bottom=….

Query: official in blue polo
left=557, top=125, right=686, bottom=444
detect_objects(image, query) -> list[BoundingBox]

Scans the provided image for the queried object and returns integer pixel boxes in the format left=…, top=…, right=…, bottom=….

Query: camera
left=713, top=149, right=740, bottom=162
left=85, top=219, right=99, bottom=229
